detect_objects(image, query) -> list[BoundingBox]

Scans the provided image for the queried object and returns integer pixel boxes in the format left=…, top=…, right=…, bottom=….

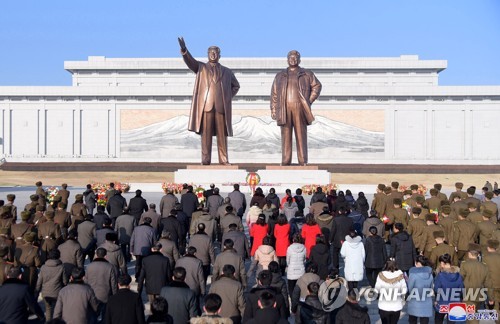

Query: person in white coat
left=374, top=259, right=408, bottom=324
left=340, top=230, right=365, bottom=290
left=286, top=233, right=307, bottom=297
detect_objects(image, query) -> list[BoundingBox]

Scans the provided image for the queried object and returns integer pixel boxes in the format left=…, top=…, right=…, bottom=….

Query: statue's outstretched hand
left=271, top=112, right=276, bottom=120
left=178, top=37, right=187, bottom=52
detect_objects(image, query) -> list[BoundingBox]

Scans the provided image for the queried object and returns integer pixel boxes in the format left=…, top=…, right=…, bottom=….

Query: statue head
left=287, top=50, right=301, bottom=68
left=208, top=46, right=221, bottom=63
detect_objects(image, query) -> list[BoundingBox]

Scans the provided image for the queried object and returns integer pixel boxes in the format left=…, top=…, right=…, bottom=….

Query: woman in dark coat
left=356, top=192, right=370, bottom=218
left=309, top=235, right=331, bottom=280
left=250, top=187, right=266, bottom=209
left=364, top=226, right=387, bottom=287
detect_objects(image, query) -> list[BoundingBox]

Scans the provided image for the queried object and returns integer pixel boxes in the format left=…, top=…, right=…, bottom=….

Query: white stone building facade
left=0, top=55, right=499, bottom=164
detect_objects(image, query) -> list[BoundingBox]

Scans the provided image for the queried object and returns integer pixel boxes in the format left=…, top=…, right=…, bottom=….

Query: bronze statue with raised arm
left=178, top=37, right=240, bottom=165
left=271, top=50, right=322, bottom=166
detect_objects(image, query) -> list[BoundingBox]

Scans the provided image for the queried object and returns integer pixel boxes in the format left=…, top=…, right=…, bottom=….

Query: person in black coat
left=364, top=226, right=387, bottom=288
left=106, top=190, right=128, bottom=224
left=294, top=188, right=306, bottom=215
left=309, top=235, right=331, bottom=280
left=390, top=222, right=416, bottom=273
left=137, top=242, right=172, bottom=303
left=160, top=210, right=183, bottom=249
left=106, top=274, right=145, bottom=324
left=335, top=289, right=370, bottom=324
left=243, top=270, right=289, bottom=323
left=180, top=186, right=199, bottom=219
left=331, top=207, right=353, bottom=269
left=129, top=190, right=148, bottom=223
left=160, top=267, right=199, bottom=324
left=93, top=205, right=111, bottom=230
left=174, top=203, right=190, bottom=254
left=0, top=267, right=45, bottom=323
left=245, top=291, right=288, bottom=324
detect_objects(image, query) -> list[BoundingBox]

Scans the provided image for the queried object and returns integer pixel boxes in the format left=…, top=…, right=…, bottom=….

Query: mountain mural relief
left=120, top=114, right=384, bottom=161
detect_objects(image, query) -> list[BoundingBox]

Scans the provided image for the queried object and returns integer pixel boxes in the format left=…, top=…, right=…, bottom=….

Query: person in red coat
left=250, top=215, right=269, bottom=256
left=301, top=214, right=322, bottom=258
left=273, top=214, right=290, bottom=275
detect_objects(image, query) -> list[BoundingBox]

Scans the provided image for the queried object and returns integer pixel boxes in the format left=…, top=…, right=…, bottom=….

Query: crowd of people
left=0, top=180, right=499, bottom=324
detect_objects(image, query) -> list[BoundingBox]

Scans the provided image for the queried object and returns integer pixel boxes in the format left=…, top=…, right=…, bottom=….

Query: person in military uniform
left=433, top=183, right=448, bottom=203
left=409, top=184, right=424, bottom=207
left=415, top=196, right=430, bottom=220
left=14, top=232, right=41, bottom=293
left=460, top=243, right=494, bottom=323
left=438, top=205, right=454, bottom=245
left=54, top=202, right=71, bottom=239
left=425, top=188, right=442, bottom=212
left=0, top=244, right=13, bottom=285
left=58, top=183, right=70, bottom=206
left=10, top=211, right=34, bottom=249
left=463, top=187, right=481, bottom=211
left=407, top=207, right=427, bottom=255
left=70, top=195, right=88, bottom=232
left=482, top=239, right=500, bottom=315
left=429, top=230, right=457, bottom=270
left=32, top=205, right=47, bottom=226
left=5, top=194, right=17, bottom=221
left=389, top=181, right=403, bottom=201
left=371, top=184, right=387, bottom=220
left=24, top=194, right=39, bottom=215
left=449, top=182, right=468, bottom=202
left=402, top=189, right=413, bottom=207
left=0, top=206, right=13, bottom=234
left=481, top=191, right=498, bottom=224
left=35, top=181, right=47, bottom=209
left=37, top=211, right=62, bottom=263
left=387, top=198, right=409, bottom=229
left=467, top=203, right=483, bottom=224
left=46, top=195, right=62, bottom=213
left=422, top=214, right=443, bottom=258
left=453, top=209, right=479, bottom=262
left=0, top=227, right=14, bottom=262
left=476, top=209, right=496, bottom=253
left=382, top=186, right=393, bottom=214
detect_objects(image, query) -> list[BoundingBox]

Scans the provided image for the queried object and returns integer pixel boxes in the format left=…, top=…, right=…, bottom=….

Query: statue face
left=207, top=47, right=220, bottom=63
left=287, top=52, right=300, bottom=68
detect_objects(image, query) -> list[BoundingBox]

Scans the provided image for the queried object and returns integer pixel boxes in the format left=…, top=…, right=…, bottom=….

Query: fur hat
left=434, top=183, right=442, bottom=191
left=20, top=211, right=31, bottom=221
left=410, top=184, right=419, bottom=191
left=455, top=182, right=464, bottom=189
left=411, top=207, right=422, bottom=215
left=24, top=232, right=36, bottom=243
left=487, top=239, right=499, bottom=250
left=377, top=184, right=386, bottom=191
left=30, top=194, right=38, bottom=201
left=482, top=209, right=494, bottom=219
left=468, top=243, right=481, bottom=253
left=393, top=198, right=402, bottom=206
left=425, top=214, right=436, bottom=222
left=459, top=209, right=469, bottom=218
left=416, top=196, right=425, bottom=204
left=441, top=205, right=451, bottom=214
left=433, top=230, right=445, bottom=239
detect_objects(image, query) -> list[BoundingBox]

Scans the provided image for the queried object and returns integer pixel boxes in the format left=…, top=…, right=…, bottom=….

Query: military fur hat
left=410, top=184, right=419, bottom=191
left=459, top=209, right=469, bottom=218
left=52, top=195, right=62, bottom=203
left=434, top=183, right=442, bottom=191
left=482, top=209, right=494, bottom=218
left=441, top=205, right=451, bottom=214
left=377, top=184, right=386, bottom=191
left=23, top=232, right=36, bottom=243
left=430, top=188, right=438, bottom=196
left=485, top=191, right=494, bottom=200
left=468, top=243, right=481, bottom=253
left=20, top=211, right=31, bottom=221
left=44, top=211, right=55, bottom=220
left=487, top=239, right=499, bottom=250
left=30, top=194, right=38, bottom=201
left=384, top=187, right=392, bottom=194
left=404, top=190, right=412, bottom=195
left=433, top=230, right=445, bottom=239
left=467, top=202, right=477, bottom=209
left=411, top=207, right=422, bottom=215
left=6, top=194, right=15, bottom=200
left=455, top=182, right=464, bottom=189
left=425, top=213, right=436, bottom=222
left=393, top=198, right=402, bottom=206
left=416, top=196, right=425, bottom=204
left=75, top=194, right=83, bottom=201
left=391, top=181, right=399, bottom=189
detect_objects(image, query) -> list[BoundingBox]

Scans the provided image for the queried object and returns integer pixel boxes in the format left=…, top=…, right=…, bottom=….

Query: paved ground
left=2, top=180, right=497, bottom=323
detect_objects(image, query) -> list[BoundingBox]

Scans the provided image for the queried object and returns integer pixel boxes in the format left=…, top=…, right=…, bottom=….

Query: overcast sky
left=0, top=0, right=499, bottom=86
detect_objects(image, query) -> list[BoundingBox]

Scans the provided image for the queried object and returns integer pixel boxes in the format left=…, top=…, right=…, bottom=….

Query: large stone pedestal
left=256, top=166, right=330, bottom=191
left=175, top=165, right=248, bottom=189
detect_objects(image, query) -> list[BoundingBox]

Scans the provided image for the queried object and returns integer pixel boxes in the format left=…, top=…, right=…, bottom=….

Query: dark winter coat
left=364, top=235, right=388, bottom=269
left=93, top=211, right=110, bottom=230
left=58, top=239, right=83, bottom=280
left=137, top=251, right=171, bottom=295
left=296, top=295, right=328, bottom=324
left=243, top=285, right=288, bottom=322
left=176, top=255, right=206, bottom=296
left=99, top=240, right=127, bottom=275
left=309, top=242, right=331, bottom=280
left=335, top=300, right=370, bottom=323
left=115, top=213, right=135, bottom=244
left=130, top=223, right=155, bottom=256
left=160, top=281, right=200, bottom=324
left=331, top=214, right=353, bottom=247
left=107, top=194, right=128, bottom=219
left=54, top=281, right=99, bottom=324
left=160, top=216, right=183, bottom=247
left=0, top=278, right=44, bottom=323
left=180, top=192, right=199, bottom=218
left=129, top=196, right=148, bottom=221
left=36, top=259, right=68, bottom=298
left=390, top=231, right=416, bottom=272
left=106, top=288, right=146, bottom=324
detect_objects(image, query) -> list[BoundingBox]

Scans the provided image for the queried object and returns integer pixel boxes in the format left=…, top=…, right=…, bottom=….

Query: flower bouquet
left=194, top=186, right=206, bottom=205
left=162, top=183, right=185, bottom=194
left=45, top=186, right=59, bottom=203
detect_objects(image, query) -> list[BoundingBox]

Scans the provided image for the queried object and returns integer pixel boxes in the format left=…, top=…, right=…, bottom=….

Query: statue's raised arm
left=178, top=37, right=187, bottom=53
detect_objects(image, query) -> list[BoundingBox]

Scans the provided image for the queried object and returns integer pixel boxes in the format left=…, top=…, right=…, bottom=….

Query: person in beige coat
left=209, top=265, right=245, bottom=323
left=248, top=236, right=278, bottom=281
